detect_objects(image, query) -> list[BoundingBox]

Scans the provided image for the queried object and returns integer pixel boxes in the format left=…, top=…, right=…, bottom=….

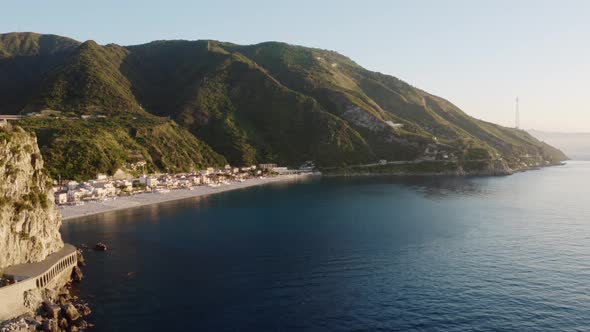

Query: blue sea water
left=61, top=162, right=590, bottom=331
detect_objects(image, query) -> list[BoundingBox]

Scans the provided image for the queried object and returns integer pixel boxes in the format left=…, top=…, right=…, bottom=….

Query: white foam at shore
left=60, top=174, right=313, bottom=221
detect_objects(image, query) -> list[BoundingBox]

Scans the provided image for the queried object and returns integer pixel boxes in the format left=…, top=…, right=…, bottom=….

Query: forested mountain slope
left=0, top=32, right=566, bottom=179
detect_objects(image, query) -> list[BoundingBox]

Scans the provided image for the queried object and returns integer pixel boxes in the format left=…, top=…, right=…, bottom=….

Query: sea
left=61, top=161, right=590, bottom=331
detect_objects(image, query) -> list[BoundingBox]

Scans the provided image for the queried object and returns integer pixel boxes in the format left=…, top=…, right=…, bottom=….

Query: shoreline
left=60, top=162, right=568, bottom=221
left=61, top=174, right=315, bottom=221
left=320, top=160, right=567, bottom=178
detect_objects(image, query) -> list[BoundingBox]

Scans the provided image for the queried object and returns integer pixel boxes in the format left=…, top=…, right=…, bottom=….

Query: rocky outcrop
left=0, top=125, right=63, bottom=270
left=341, top=105, right=387, bottom=132
left=1, top=279, right=93, bottom=332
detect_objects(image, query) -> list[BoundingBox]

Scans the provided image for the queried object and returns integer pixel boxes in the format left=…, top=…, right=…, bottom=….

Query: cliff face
left=0, top=125, right=63, bottom=270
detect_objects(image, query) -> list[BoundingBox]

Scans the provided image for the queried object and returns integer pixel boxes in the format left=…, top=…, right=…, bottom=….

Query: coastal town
left=52, top=162, right=316, bottom=207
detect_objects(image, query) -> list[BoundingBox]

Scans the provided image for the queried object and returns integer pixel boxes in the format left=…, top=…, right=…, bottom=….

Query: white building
left=272, top=167, right=289, bottom=174
left=66, top=181, right=79, bottom=191
left=54, top=192, right=67, bottom=205
left=67, top=188, right=89, bottom=202
left=139, top=175, right=158, bottom=187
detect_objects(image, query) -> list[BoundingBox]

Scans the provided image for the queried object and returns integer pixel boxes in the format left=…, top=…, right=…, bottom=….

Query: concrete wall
left=0, top=278, right=37, bottom=321
left=0, top=247, right=77, bottom=321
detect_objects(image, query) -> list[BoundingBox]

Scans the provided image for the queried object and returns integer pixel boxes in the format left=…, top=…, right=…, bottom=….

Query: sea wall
left=0, top=244, right=77, bottom=321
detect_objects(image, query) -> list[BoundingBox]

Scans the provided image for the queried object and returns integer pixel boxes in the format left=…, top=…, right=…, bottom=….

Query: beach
left=60, top=174, right=314, bottom=221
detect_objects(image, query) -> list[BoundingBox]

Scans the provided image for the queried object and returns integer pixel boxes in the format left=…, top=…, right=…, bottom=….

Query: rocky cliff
left=0, top=125, right=63, bottom=270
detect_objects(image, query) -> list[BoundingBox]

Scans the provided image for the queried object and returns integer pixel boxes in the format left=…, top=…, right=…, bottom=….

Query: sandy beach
left=60, top=174, right=314, bottom=221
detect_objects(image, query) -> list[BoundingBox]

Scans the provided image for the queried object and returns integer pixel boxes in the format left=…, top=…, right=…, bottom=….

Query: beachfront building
left=67, top=188, right=89, bottom=202
left=51, top=162, right=294, bottom=205
left=54, top=192, right=68, bottom=205
left=259, top=163, right=277, bottom=170
left=200, top=174, right=211, bottom=185
left=272, top=167, right=289, bottom=174
left=115, top=180, right=133, bottom=192
left=139, top=175, right=159, bottom=188
left=66, top=181, right=79, bottom=190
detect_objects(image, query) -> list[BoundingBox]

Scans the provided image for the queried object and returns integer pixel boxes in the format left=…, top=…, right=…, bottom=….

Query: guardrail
left=35, top=250, right=77, bottom=289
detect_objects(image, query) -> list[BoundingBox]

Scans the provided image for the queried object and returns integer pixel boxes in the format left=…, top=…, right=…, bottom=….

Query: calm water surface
left=61, top=162, right=590, bottom=331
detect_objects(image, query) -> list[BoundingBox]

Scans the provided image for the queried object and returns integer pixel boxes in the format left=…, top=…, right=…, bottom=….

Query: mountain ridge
left=0, top=32, right=567, bottom=179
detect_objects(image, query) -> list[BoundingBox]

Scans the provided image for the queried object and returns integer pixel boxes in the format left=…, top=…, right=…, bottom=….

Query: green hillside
left=0, top=32, right=567, bottom=179
left=18, top=114, right=226, bottom=181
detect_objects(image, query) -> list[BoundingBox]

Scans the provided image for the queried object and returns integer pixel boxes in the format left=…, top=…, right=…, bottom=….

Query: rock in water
left=0, top=126, right=63, bottom=269
left=93, top=242, right=107, bottom=251
left=42, top=302, right=60, bottom=320
left=71, top=266, right=84, bottom=282
left=75, top=249, right=86, bottom=266
left=61, top=304, right=80, bottom=322
left=78, top=304, right=91, bottom=317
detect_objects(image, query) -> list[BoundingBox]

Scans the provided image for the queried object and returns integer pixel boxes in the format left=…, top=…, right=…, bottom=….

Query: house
left=272, top=167, right=289, bottom=174
left=91, top=182, right=117, bottom=197
left=200, top=174, right=211, bottom=185
left=54, top=192, right=68, bottom=205
left=66, top=181, right=79, bottom=191
left=299, top=161, right=315, bottom=171
left=259, top=164, right=277, bottom=170
left=67, top=188, right=89, bottom=202
left=115, top=180, right=133, bottom=191
left=139, top=175, right=158, bottom=187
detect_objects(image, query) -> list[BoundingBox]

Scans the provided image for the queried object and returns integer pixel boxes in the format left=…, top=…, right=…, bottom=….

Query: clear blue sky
left=4, top=0, right=589, bottom=132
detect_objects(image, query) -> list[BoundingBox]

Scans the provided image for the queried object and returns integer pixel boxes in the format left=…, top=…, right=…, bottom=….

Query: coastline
left=60, top=174, right=314, bottom=221
left=60, top=161, right=567, bottom=221
left=320, top=160, right=567, bottom=178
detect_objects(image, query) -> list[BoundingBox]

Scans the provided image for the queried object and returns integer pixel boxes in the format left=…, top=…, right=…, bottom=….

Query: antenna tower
left=514, top=97, right=520, bottom=129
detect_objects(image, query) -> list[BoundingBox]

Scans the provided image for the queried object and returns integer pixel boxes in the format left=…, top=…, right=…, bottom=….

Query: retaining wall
left=0, top=244, right=77, bottom=320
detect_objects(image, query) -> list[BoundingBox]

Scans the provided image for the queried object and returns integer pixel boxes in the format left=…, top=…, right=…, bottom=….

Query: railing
left=0, top=115, right=23, bottom=120
left=35, top=250, right=77, bottom=288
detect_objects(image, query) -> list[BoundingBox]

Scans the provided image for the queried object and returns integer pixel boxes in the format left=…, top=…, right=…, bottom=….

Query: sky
left=2, top=0, right=589, bottom=132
